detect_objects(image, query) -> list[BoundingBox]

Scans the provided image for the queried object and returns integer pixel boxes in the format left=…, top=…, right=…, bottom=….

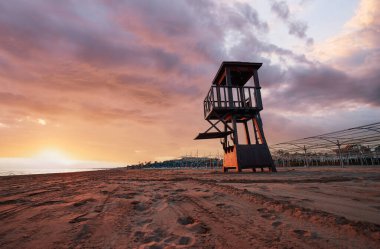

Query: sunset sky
left=0, top=0, right=379, bottom=167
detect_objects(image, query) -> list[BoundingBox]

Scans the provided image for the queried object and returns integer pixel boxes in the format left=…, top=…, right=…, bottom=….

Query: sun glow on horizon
left=33, top=149, right=74, bottom=164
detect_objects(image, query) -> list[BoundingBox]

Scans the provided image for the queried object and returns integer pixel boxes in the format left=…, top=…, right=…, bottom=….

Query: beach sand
left=0, top=167, right=379, bottom=248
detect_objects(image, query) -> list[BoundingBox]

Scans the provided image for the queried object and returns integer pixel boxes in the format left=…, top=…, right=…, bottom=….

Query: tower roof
left=212, top=61, right=262, bottom=86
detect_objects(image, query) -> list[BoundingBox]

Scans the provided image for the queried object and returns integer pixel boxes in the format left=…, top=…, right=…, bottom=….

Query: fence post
left=303, top=146, right=309, bottom=167
left=337, top=140, right=344, bottom=168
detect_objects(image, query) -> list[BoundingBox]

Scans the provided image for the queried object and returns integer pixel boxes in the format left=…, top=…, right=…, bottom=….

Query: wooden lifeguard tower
left=195, top=61, right=276, bottom=172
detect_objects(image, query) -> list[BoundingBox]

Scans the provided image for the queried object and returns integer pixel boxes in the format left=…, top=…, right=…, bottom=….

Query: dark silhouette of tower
left=195, top=61, right=276, bottom=172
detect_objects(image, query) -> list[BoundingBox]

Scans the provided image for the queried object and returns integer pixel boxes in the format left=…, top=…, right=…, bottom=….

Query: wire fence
left=270, top=122, right=380, bottom=167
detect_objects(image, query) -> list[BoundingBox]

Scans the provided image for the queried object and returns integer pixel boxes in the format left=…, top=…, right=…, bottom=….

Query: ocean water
left=0, top=158, right=123, bottom=176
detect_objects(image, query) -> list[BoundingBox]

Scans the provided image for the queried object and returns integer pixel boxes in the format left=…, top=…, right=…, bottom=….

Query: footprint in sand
left=271, top=221, right=282, bottom=227
left=178, top=236, right=191, bottom=245
left=142, top=228, right=166, bottom=244
left=177, top=216, right=195, bottom=225
left=293, top=229, right=318, bottom=239
left=132, top=201, right=150, bottom=212
left=293, top=229, right=307, bottom=237
left=189, top=222, right=210, bottom=234
left=177, top=216, right=209, bottom=234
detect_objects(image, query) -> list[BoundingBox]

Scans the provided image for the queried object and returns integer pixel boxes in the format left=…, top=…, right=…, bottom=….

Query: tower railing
left=203, top=85, right=257, bottom=118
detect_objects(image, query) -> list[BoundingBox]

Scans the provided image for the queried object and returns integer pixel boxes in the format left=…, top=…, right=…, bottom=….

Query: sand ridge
left=0, top=167, right=379, bottom=248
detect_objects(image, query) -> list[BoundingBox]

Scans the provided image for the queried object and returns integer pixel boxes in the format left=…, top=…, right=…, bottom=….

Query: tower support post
left=195, top=61, right=276, bottom=173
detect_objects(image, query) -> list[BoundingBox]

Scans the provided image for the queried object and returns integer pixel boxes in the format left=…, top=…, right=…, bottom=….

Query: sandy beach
left=0, top=167, right=379, bottom=249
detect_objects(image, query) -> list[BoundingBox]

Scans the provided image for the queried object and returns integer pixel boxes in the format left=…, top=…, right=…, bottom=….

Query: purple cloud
left=270, top=0, right=314, bottom=45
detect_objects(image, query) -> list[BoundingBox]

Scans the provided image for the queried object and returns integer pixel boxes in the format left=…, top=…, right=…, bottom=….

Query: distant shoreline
left=0, top=167, right=125, bottom=178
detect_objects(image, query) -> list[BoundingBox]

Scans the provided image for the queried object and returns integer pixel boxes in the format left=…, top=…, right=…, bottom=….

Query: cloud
left=270, top=0, right=314, bottom=45
left=234, top=2, right=269, bottom=32
left=0, top=0, right=379, bottom=161
left=271, top=0, right=289, bottom=19
left=260, top=0, right=380, bottom=117
left=288, top=21, right=307, bottom=39
left=0, top=92, right=69, bottom=115
left=266, top=65, right=380, bottom=113
left=347, top=0, right=380, bottom=28
left=313, top=0, right=380, bottom=72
